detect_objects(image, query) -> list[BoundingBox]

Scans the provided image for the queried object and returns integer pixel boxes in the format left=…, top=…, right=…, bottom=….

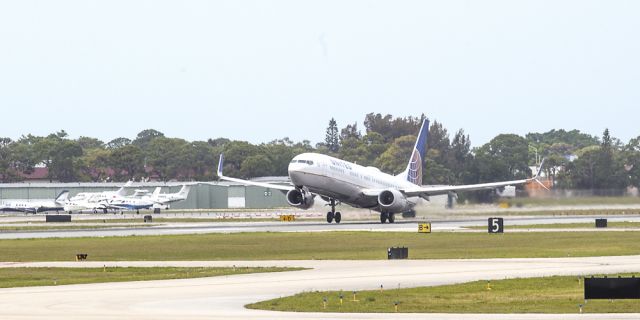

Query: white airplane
left=217, top=119, right=546, bottom=224
left=65, top=181, right=133, bottom=213
left=69, top=181, right=133, bottom=202
left=101, top=188, right=159, bottom=213
left=103, top=195, right=155, bottom=214
left=1, top=191, right=69, bottom=214
left=146, top=185, right=191, bottom=210
left=63, top=198, right=109, bottom=214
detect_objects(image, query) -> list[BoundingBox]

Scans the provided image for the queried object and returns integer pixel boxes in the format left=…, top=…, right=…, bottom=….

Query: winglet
left=534, top=158, right=546, bottom=179
left=532, top=158, right=549, bottom=190
left=217, top=154, right=225, bottom=177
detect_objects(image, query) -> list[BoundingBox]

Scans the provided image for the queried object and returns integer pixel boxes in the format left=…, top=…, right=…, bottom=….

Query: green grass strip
left=0, top=266, right=298, bottom=288
left=248, top=275, right=640, bottom=313
left=1, top=231, right=640, bottom=261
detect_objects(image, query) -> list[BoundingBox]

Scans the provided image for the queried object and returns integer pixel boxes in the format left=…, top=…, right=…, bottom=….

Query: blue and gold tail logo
left=404, top=119, right=429, bottom=186
left=407, top=149, right=423, bottom=185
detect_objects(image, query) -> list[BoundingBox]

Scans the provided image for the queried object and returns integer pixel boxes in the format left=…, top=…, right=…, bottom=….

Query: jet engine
left=378, top=189, right=410, bottom=213
left=286, top=189, right=315, bottom=209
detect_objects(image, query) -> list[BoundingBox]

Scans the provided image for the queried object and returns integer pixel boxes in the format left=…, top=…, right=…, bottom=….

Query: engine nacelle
left=378, top=189, right=410, bottom=213
left=286, top=189, right=315, bottom=209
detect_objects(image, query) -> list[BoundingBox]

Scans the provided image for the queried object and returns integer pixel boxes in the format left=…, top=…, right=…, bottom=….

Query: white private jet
left=65, top=181, right=133, bottom=213
left=1, top=190, right=69, bottom=214
left=146, top=185, right=191, bottom=210
left=217, top=119, right=546, bottom=224
left=69, top=181, right=133, bottom=203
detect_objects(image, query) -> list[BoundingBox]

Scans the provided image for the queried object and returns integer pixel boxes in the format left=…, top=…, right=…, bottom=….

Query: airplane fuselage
left=288, top=153, right=419, bottom=211
left=0, top=200, right=64, bottom=213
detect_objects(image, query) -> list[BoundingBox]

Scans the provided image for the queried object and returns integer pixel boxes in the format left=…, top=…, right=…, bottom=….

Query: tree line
left=1, top=113, right=639, bottom=197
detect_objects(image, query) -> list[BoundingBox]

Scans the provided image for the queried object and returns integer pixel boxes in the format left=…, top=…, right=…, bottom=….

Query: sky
left=0, top=1, right=638, bottom=146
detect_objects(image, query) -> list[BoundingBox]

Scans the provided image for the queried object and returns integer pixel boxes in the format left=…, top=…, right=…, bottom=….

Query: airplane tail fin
left=396, top=119, right=429, bottom=186
left=55, top=190, right=69, bottom=203
left=151, top=187, right=161, bottom=200
left=178, top=185, right=190, bottom=198
left=116, top=181, right=133, bottom=197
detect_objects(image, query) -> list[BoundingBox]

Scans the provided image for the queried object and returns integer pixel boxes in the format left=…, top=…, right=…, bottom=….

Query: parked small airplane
left=63, top=198, right=109, bottom=214
left=218, top=119, right=546, bottom=224
left=103, top=195, right=156, bottom=214
left=0, top=190, right=69, bottom=214
left=69, top=181, right=133, bottom=202
left=65, top=181, right=133, bottom=213
left=147, top=185, right=191, bottom=210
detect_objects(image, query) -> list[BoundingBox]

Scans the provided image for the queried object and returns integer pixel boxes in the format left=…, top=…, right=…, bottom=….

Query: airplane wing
left=216, top=154, right=294, bottom=192
left=363, top=160, right=548, bottom=199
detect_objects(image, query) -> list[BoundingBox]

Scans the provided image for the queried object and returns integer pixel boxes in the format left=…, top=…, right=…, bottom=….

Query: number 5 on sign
left=488, top=217, right=504, bottom=233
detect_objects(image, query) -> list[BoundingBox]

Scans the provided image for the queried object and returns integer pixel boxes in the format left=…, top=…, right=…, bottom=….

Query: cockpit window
left=291, top=159, right=313, bottom=165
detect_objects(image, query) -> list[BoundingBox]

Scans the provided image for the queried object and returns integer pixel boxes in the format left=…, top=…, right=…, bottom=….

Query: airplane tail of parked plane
left=115, top=181, right=133, bottom=197
left=151, top=187, right=161, bottom=199
left=55, top=190, right=69, bottom=203
left=396, top=119, right=429, bottom=186
left=178, top=185, right=190, bottom=198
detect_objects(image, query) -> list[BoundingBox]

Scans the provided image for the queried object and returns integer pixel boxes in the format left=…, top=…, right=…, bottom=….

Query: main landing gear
left=380, top=212, right=395, bottom=224
left=326, top=198, right=341, bottom=224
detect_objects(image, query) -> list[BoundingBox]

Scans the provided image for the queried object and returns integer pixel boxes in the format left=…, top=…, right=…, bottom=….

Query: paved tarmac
left=2, top=215, right=640, bottom=239
left=1, top=256, right=640, bottom=319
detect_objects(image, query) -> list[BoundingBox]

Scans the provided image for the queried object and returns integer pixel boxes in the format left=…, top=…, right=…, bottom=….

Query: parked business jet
left=69, top=181, right=133, bottom=202
left=65, top=181, right=133, bottom=213
left=217, top=119, right=545, bottom=224
left=147, top=185, right=191, bottom=210
left=1, top=190, right=69, bottom=214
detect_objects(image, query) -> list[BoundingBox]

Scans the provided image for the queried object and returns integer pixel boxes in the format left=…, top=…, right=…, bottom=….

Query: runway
left=1, top=256, right=640, bottom=319
left=2, top=215, right=640, bottom=239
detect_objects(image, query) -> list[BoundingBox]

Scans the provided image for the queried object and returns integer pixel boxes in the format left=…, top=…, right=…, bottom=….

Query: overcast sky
left=0, top=1, right=638, bottom=146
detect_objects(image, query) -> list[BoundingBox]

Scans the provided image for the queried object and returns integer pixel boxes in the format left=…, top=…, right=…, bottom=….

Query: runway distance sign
left=488, top=217, right=504, bottom=233
left=279, top=214, right=296, bottom=222
left=418, top=223, right=431, bottom=233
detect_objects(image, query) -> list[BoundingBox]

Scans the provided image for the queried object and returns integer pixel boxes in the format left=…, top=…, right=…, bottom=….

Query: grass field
left=1, top=231, right=640, bottom=261
left=248, top=275, right=640, bottom=313
left=0, top=266, right=297, bottom=288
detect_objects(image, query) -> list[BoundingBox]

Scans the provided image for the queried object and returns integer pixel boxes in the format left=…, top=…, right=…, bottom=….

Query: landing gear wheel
left=326, top=211, right=335, bottom=223
left=103, top=209, right=108, bottom=214
left=388, top=213, right=395, bottom=223
left=334, top=212, right=341, bottom=224
left=380, top=212, right=388, bottom=223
